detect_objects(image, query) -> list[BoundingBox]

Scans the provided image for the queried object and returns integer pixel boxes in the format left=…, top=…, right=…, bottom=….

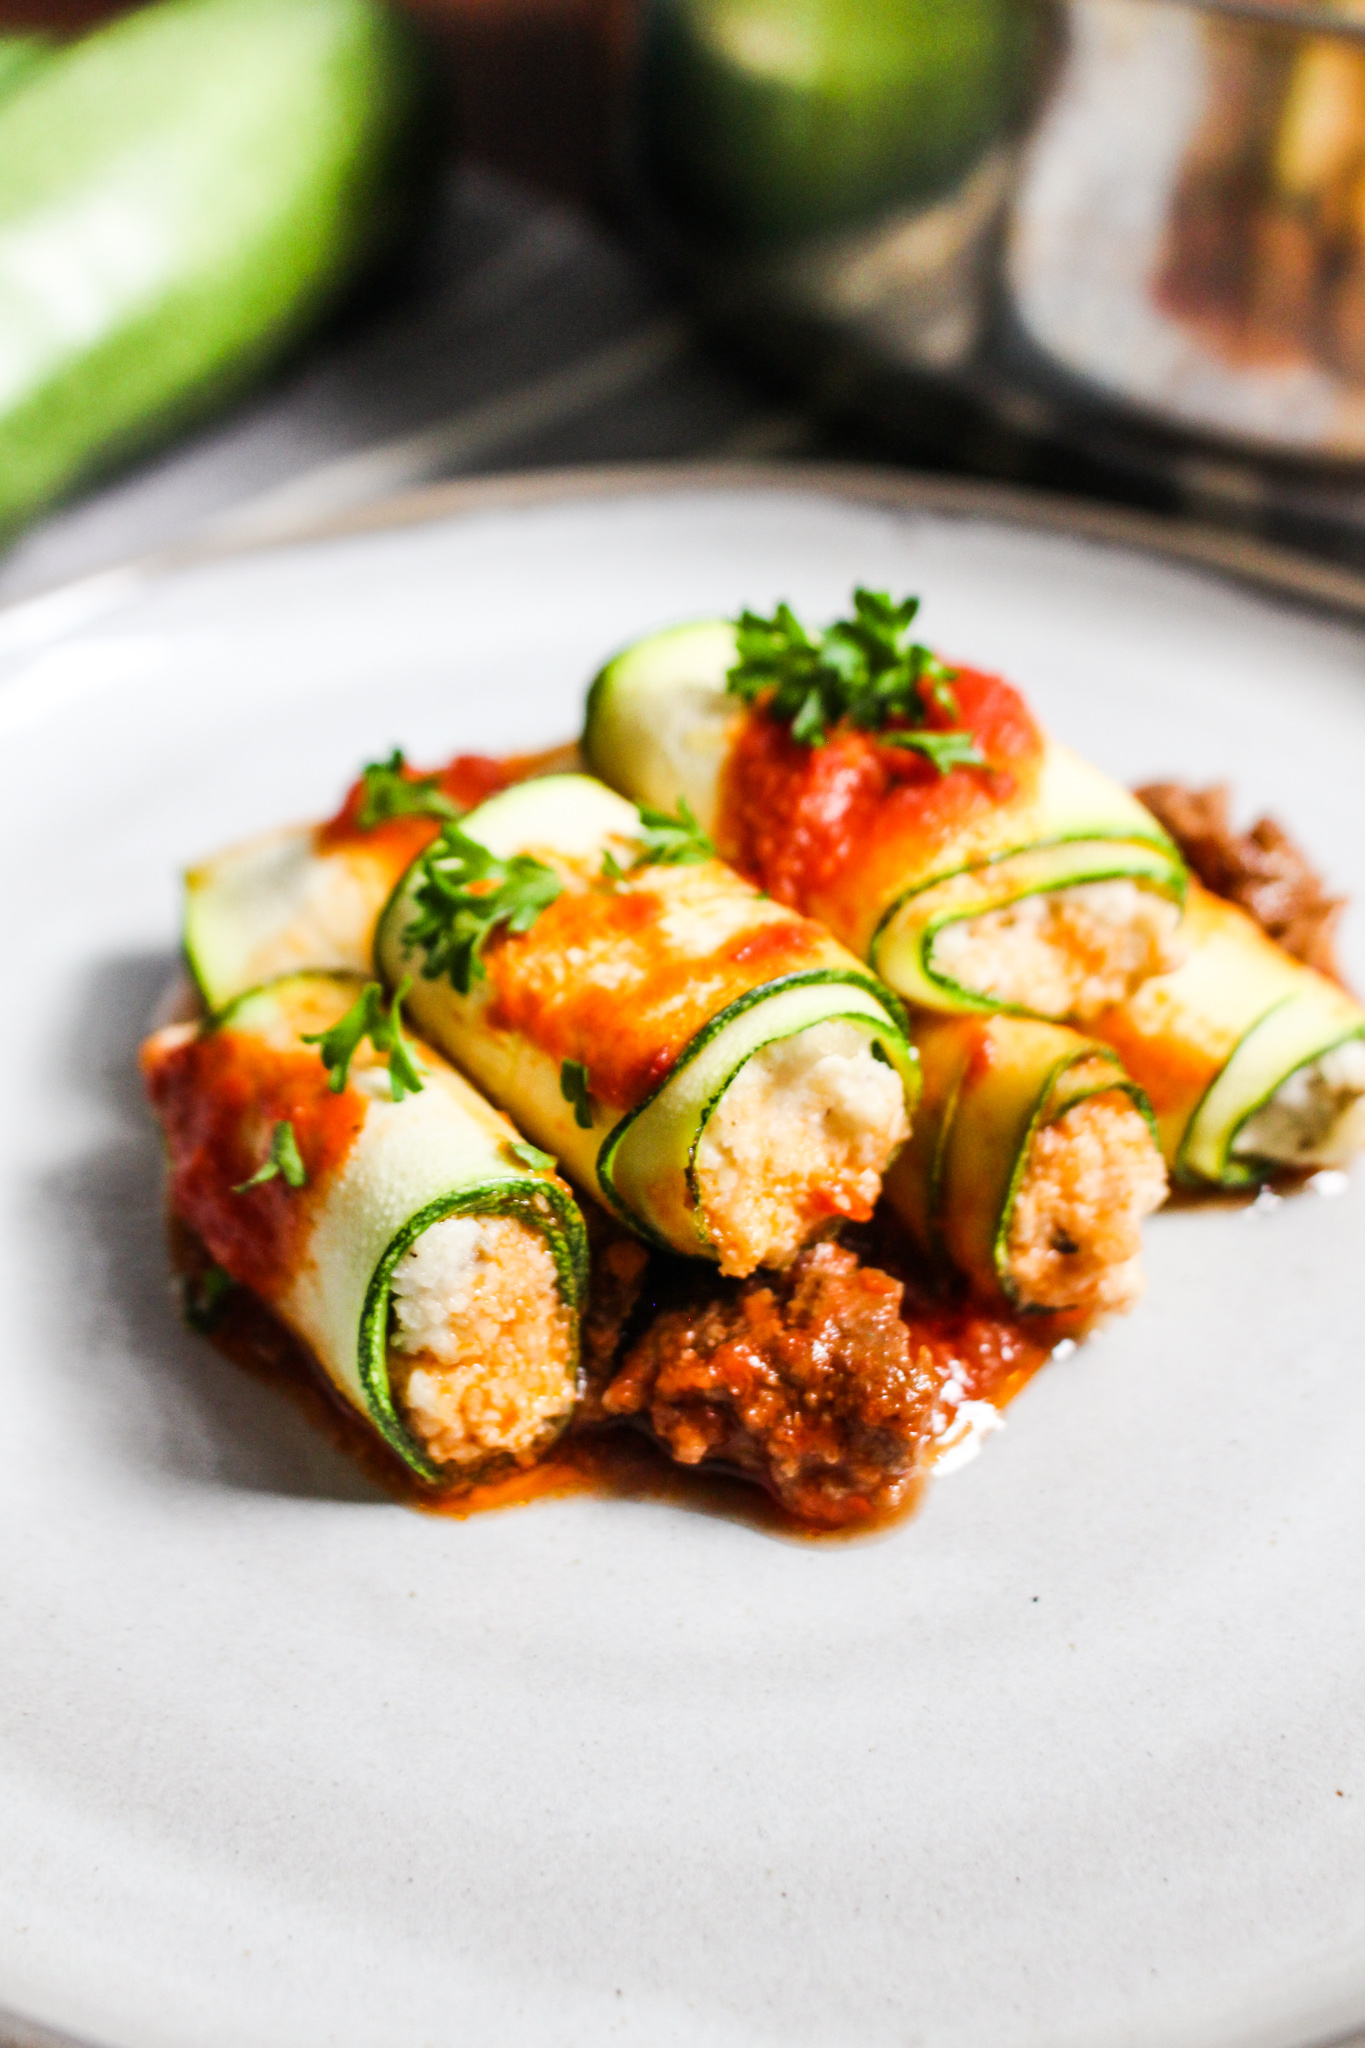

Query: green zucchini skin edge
left=987, top=1054, right=1159, bottom=1311
left=679, top=1006, right=916, bottom=1258
left=1174, top=1014, right=1365, bottom=1189
left=207, top=971, right=590, bottom=1487
left=923, top=1061, right=970, bottom=1276
left=357, top=1178, right=589, bottom=1484
left=209, top=966, right=356, bottom=1032
left=593, top=967, right=918, bottom=1247
left=373, top=857, right=417, bottom=984
left=581, top=660, right=613, bottom=777
left=1174, top=994, right=1286, bottom=1190
left=870, top=844, right=1189, bottom=1017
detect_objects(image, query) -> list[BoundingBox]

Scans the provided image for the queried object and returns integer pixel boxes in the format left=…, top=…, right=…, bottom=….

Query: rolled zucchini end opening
left=1231, top=1035, right=1365, bottom=1174
left=1004, top=1089, right=1169, bottom=1319
left=385, top=1211, right=578, bottom=1475
left=931, top=880, right=1184, bottom=1022
left=693, top=1019, right=913, bottom=1278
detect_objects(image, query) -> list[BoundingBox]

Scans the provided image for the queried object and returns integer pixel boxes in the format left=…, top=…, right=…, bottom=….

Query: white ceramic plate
left=4, top=467, right=1365, bottom=2048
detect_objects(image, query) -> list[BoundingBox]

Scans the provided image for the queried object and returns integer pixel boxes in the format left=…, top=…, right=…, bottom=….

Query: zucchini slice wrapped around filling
left=182, top=751, right=540, bottom=1012
left=376, top=774, right=919, bottom=1277
left=1091, top=882, right=1365, bottom=1186
left=582, top=614, right=1187, bottom=1024
left=884, top=1015, right=1167, bottom=1319
left=141, top=971, right=588, bottom=1485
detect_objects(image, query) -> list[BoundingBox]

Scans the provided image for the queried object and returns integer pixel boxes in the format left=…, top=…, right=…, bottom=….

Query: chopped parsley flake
left=183, top=1263, right=235, bottom=1332
left=507, top=1139, right=557, bottom=1172
left=601, top=799, right=715, bottom=881
left=635, top=798, right=715, bottom=866
left=233, top=1119, right=307, bottom=1192
left=879, top=729, right=986, bottom=772
left=560, top=1058, right=594, bottom=1130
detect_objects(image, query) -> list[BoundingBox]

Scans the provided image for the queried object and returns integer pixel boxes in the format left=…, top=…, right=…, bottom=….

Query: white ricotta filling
left=1005, top=1091, right=1168, bottom=1319
left=693, top=1020, right=910, bottom=1278
left=1232, top=1036, right=1365, bottom=1170
left=387, top=1213, right=574, bottom=1469
left=930, top=879, right=1182, bottom=1021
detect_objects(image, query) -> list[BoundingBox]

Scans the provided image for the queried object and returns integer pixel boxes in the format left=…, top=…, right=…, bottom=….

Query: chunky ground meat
left=1138, top=781, right=1347, bottom=982
left=600, top=1241, right=941, bottom=1526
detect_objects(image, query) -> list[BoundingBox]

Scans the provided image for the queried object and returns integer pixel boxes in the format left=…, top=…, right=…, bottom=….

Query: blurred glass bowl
left=622, top=0, right=1365, bottom=466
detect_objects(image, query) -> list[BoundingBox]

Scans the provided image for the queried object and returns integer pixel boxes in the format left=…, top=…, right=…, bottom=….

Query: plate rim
left=4, top=458, right=1365, bottom=2048
left=3, top=462, right=1365, bottom=669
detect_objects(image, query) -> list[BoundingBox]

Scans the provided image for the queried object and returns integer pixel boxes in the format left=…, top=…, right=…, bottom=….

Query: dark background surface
left=4, top=0, right=1365, bottom=604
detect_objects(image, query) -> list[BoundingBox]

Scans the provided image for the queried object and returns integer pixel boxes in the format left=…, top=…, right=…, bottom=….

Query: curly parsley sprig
left=636, top=798, right=715, bottom=865
left=356, top=749, right=460, bottom=830
left=601, top=798, right=716, bottom=880
left=404, top=824, right=563, bottom=995
left=726, top=588, right=983, bottom=770
left=302, top=979, right=424, bottom=1102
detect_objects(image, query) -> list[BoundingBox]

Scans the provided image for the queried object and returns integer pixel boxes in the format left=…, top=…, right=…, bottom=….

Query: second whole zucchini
left=0, top=0, right=430, bottom=534
left=0, top=35, right=49, bottom=105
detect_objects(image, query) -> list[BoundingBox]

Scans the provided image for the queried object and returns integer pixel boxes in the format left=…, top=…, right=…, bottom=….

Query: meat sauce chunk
left=1139, top=780, right=1347, bottom=982
left=602, top=1241, right=940, bottom=1527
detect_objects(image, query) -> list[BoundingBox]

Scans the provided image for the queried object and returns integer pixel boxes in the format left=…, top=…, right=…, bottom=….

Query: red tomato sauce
left=313, top=747, right=584, bottom=913
left=1084, top=1005, right=1214, bottom=1123
left=315, top=750, right=521, bottom=865
left=717, top=668, right=1044, bottom=940
left=142, top=1029, right=365, bottom=1299
left=915, top=1300, right=1052, bottom=1416
left=486, top=879, right=824, bottom=1112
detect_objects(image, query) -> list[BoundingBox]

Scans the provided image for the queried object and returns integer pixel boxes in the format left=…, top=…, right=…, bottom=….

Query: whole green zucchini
left=638, top=0, right=1042, bottom=247
left=0, top=35, right=50, bottom=105
left=0, top=0, right=428, bottom=533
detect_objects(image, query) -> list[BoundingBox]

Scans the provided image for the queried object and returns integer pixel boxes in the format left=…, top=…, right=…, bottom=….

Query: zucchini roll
left=375, top=773, right=919, bottom=1277
left=1091, top=882, right=1365, bottom=1186
left=184, top=751, right=533, bottom=1011
left=583, top=603, right=1187, bottom=1024
left=883, top=1016, right=1167, bottom=1319
left=141, top=971, right=588, bottom=1484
